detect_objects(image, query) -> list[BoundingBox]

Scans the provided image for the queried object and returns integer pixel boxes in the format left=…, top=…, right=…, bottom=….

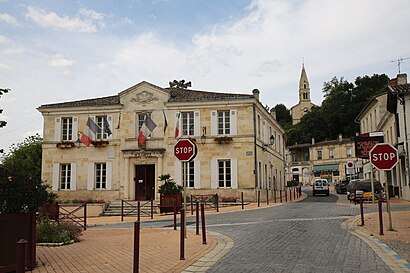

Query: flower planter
left=56, top=142, right=76, bottom=148
left=159, top=194, right=182, bottom=214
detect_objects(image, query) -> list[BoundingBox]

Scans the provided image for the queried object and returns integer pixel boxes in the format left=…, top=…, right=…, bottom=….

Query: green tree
left=0, top=88, right=10, bottom=153
left=273, top=104, right=292, bottom=129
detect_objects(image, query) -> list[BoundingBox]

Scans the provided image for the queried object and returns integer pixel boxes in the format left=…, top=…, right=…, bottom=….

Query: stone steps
left=103, top=200, right=160, bottom=216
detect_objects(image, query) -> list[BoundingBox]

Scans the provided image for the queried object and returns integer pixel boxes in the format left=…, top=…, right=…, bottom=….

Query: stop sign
left=174, top=139, right=197, bottom=162
left=369, top=143, right=399, bottom=170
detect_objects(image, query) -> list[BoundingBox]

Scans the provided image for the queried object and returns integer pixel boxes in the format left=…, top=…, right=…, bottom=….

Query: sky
left=1, top=0, right=410, bottom=155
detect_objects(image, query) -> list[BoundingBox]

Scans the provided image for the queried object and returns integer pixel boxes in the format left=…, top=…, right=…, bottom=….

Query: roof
left=389, top=83, right=410, bottom=94
left=38, top=84, right=255, bottom=110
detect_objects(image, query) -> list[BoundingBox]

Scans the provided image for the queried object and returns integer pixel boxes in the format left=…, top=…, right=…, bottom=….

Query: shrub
left=158, top=174, right=182, bottom=195
left=36, top=218, right=82, bottom=244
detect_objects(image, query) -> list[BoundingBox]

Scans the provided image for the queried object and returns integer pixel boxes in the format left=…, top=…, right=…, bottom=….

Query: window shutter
left=54, top=118, right=61, bottom=141
left=211, top=159, right=218, bottom=189
left=52, top=163, right=59, bottom=191
left=231, top=159, right=238, bottom=189
left=90, top=116, right=96, bottom=139
left=87, top=162, right=94, bottom=190
left=194, top=158, right=201, bottom=189
left=194, top=111, right=201, bottom=136
left=107, top=115, right=113, bottom=140
left=71, top=163, right=77, bottom=190
left=72, top=116, right=78, bottom=141
left=106, top=162, right=112, bottom=190
left=175, top=112, right=181, bottom=138
left=230, top=109, right=237, bottom=135
left=174, top=160, right=182, bottom=187
left=210, top=111, right=217, bottom=136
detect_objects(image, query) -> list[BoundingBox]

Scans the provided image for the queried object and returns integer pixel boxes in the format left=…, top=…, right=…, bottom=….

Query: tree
left=0, top=88, right=10, bottom=153
left=273, top=104, right=292, bottom=129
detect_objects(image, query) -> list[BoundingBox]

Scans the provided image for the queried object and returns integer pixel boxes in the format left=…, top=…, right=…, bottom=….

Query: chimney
left=311, top=137, right=315, bottom=145
left=397, top=74, right=408, bottom=85
left=270, top=108, right=276, bottom=119
left=338, top=134, right=342, bottom=141
left=252, top=89, right=260, bottom=101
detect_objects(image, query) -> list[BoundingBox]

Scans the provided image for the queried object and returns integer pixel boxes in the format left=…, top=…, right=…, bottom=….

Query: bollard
left=216, top=193, right=219, bottom=212
left=266, top=189, right=269, bottom=205
left=354, top=192, right=357, bottom=205
left=201, top=202, right=207, bottom=244
left=150, top=199, right=154, bottom=219
left=257, top=190, right=260, bottom=207
left=378, top=198, right=384, bottom=235
left=133, top=221, right=140, bottom=273
left=173, top=199, right=177, bottom=230
left=285, top=189, right=287, bottom=202
left=241, top=192, right=244, bottom=209
left=180, top=208, right=185, bottom=260
left=360, top=196, right=364, bottom=226
left=137, top=201, right=141, bottom=222
left=290, top=188, right=292, bottom=201
left=294, top=187, right=296, bottom=199
left=16, top=239, right=27, bottom=273
left=274, top=189, right=276, bottom=203
left=191, top=195, right=193, bottom=215
left=121, top=199, right=124, bottom=222
left=84, top=202, right=87, bottom=230
left=196, top=201, right=199, bottom=235
left=280, top=190, right=282, bottom=203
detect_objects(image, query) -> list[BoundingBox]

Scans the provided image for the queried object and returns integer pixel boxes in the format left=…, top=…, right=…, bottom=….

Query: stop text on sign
left=371, top=152, right=397, bottom=162
left=175, top=146, right=193, bottom=154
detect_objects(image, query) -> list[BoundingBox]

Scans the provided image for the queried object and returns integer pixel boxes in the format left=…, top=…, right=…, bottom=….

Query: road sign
left=174, top=139, right=197, bottom=162
left=369, top=143, right=399, bottom=170
left=346, top=161, right=355, bottom=175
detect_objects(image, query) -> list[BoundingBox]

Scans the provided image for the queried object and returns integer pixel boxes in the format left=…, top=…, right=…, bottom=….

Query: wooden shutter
left=87, top=162, right=94, bottom=190
left=211, top=159, right=218, bottom=189
left=194, top=111, right=201, bottom=136
left=72, top=117, right=78, bottom=141
left=54, top=118, right=61, bottom=141
left=210, top=111, right=217, bottom=136
left=194, top=158, right=201, bottom=189
left=71, top=163, right=77, bottom=190
left=174, top=160, right=182, bottom=186
left=231, top=159, right=238, bottom=189
left=52, top=163, right=59, bottom=191
left=107, top=115, right=113, bottom=140
left=106, top=162, right=112, bottom=190
left=230, top=109, right=237, bottom=135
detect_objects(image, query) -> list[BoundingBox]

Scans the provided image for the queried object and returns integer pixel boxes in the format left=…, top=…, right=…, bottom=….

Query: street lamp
left=200, top=127, right=206, bottom=144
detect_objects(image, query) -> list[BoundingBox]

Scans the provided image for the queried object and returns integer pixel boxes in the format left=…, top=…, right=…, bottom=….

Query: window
left=346, top=147, right=352, bottom=158
left=182, top=161, right=195, bottom=188
left=218, top=159, right=231, bottom=188
left=329, top=149, right=334, bottom=159
left=182, top=112, right=194, bottom=136
left=137, top=113, right=151, bottom=134
left=95, top=163, right=107, bottom=189
left=96, top=116, right=109, bottom=140
left=218, top=110, right=230, bottom=135
left=61, top=117, right=73, bottom=141
left=317, top=150, right=322, bottom=160
left=60, top=164, right=71, bottom=190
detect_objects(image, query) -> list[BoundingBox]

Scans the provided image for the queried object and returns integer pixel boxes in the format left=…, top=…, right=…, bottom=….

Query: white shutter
left=211, top=111, right=217, bottom=136
left=90, top=116, right=96, bottom=139
left=231, top=159, right=238, bottom=189
left=194, top=111, right=201, bottom=136
left=194, top=158, right=201, bottom=189
left=54, top=118, right=61, bottom=141
left=71, top=163, right=77, bottom=190
left=264, top=121, right=268, bottom=143
left=107, top=115, right=113, bottom=140
left=52, top=163, right=59, bottom=191
left=72, top=117, right=78, bottom=141
left=211, top=159, right=218, bottom=189
left=174, top=160, right=182, bottom=186
left=106, top=162, right=112, bottom=190
left=87, top=162, right=94, bottom=190
left=230, top=110, right=237, bottom=135
left=175, top=112, right=181, bottom=138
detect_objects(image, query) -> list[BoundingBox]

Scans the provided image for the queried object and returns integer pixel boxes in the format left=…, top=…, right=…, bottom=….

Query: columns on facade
left=124, top=156, right=130, bottom=199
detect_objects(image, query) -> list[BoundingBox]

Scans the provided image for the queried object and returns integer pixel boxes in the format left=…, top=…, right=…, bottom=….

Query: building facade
left=290, top=64, right=315, bottom=125
left=38, top=81, right=286, bottom=202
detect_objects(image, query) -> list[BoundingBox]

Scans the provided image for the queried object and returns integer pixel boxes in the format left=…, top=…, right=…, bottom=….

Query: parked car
left=335, top=180, right=349, bottom=194
left=312, top=179, right=329, bottom=196
left=346, top=179, right=383, bottom=201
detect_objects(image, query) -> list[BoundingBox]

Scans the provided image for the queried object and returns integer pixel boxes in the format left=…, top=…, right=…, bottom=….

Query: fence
left=40, top=203, right=87, bottom=230
left=121, top=200, right=154, bottom=221
left=190, top=194, right=219, bottom=214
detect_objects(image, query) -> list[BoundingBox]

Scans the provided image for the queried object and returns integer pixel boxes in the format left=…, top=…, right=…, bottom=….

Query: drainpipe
left=401, top=95, right=410, bottom=187
left=253, top=104, right=258, bottom=190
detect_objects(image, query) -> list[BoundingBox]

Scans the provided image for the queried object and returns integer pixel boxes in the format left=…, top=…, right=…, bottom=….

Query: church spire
left=299, top=63, right=310, bottom=102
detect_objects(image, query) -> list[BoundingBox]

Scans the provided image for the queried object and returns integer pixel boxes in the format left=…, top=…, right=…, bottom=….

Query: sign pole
left=183, top=161, right=187, bottom=239
left=384, top=170, right=393, bottom=231
left=371, top=170, right=375, bottom=204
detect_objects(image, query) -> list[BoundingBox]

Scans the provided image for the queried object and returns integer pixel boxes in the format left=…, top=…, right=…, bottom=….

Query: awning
left=313, top=164, right=339, bottom=172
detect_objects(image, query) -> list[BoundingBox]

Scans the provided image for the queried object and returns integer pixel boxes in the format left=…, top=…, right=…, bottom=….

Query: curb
left=342, top=216, right=410, bottom=273
left=181, top=231, right=234, bottom=272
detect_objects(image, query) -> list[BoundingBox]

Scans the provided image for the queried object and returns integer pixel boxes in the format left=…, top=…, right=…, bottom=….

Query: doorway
left=134, top=164, right=155, bottom=201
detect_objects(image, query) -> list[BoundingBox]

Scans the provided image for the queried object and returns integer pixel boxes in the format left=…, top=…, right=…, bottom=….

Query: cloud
left=3, top=47, right=24, bottom=54
left=0, top=13, right=19, bottom=26
left=25, top=6, right=105, bottom=33
left=48, top=54, right=74, bottom=75
left=0, top=62, right=11, bottom=70
left=0, top=35, right=9, bottom=43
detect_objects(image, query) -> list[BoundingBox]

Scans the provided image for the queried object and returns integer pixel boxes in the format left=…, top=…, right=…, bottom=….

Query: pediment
left=119, top=81, right=170, bottom=109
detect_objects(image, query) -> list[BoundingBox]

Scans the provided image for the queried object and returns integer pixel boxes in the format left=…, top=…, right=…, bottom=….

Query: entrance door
left=134, top=165, right=155, bottom=201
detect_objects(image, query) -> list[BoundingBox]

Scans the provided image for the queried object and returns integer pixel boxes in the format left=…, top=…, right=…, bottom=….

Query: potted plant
left=213, top=136, right=233, bottom=144
left=158, top=174, right=183, bottom=213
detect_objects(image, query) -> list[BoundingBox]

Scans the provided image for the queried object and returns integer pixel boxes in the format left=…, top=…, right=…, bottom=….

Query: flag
left=174, top=113, right=180, bottom=138
left=115, top=113, right=121, bottom=129
left=103, top=115, right=112, bottom=136
left=86, top=117, right=100, bottom=134
left=79, top=130, right=92, bottom=146
left=163, top=110, right=168, bottom=135
left=137, top=115, right=157, bottom=145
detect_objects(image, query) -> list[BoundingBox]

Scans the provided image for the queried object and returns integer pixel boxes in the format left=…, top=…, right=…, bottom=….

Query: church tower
left=290, top=63, right=315, bottom=124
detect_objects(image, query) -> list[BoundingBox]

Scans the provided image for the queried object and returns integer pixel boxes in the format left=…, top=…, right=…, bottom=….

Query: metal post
left=378, top=198, right=384, bottom=235
left=121, top=199, right=124, bottom=222
left=16, top=239, right=27, bottom=273
left=196, top=201, right=199, bottom=235
left=290, top=188, right=292, bottom=201
left=274, top=189, right=276, bottom=203
left=257, top=190, right=260, bottom=207
left=173, top=199, right=177, bottom=231
left=180, top=208, right=185, bottom=260
left=280, top=190, right=282, bottom=203
left=133, top=221, right=140, bottom=273
left=190, top=195, right=193, bottom=215
left=354, top=192, right=357, bottom=205
left=266, top=189, right=269, bottom=205
left=201, top=202, right=207, bottom=244
left=285, top=189, right=287, bottom=202
left=137, top=201, right=140, bottom=222
left=150, top=199, right=153, bottom=219
left=360, top=196, right=364, bottom=226
left=385, top=178, right=393, bottom=231
left=216, top=193, right=219, bottom=212
left=84, top=202, right=87, bottom=230
left=241, top=192, right=244, bottom=209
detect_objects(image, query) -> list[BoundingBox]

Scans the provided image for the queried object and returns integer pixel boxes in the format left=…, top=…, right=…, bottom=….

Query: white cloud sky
left=0, top=0, right=409, bottom=154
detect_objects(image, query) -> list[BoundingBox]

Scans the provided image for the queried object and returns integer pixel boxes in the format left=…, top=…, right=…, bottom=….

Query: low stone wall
left=60, top=203, right=108, bottom=218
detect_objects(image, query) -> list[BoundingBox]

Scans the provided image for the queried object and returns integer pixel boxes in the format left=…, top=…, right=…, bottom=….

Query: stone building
left=290, top=64, right=315, bottom=125
left=37, top=81, right=286, bottom=202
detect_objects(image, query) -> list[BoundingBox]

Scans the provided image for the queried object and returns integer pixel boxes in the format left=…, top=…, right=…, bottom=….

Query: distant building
left=290, top=64, right=315, bottom=124
left=37, top=81, right=286, bottom=202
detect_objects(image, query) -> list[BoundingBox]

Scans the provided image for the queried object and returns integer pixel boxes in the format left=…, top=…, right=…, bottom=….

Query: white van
left=312, top=179, right=330, bottom=196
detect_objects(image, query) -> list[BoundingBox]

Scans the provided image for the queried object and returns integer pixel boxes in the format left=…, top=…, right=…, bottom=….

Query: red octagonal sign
left=369, top=143, right=398, bottom=170
left=174, top=139, right=197, bottom=162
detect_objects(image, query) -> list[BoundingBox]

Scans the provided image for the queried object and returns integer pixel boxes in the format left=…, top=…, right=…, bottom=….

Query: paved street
left=90, top=188, right=410, bottom=273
